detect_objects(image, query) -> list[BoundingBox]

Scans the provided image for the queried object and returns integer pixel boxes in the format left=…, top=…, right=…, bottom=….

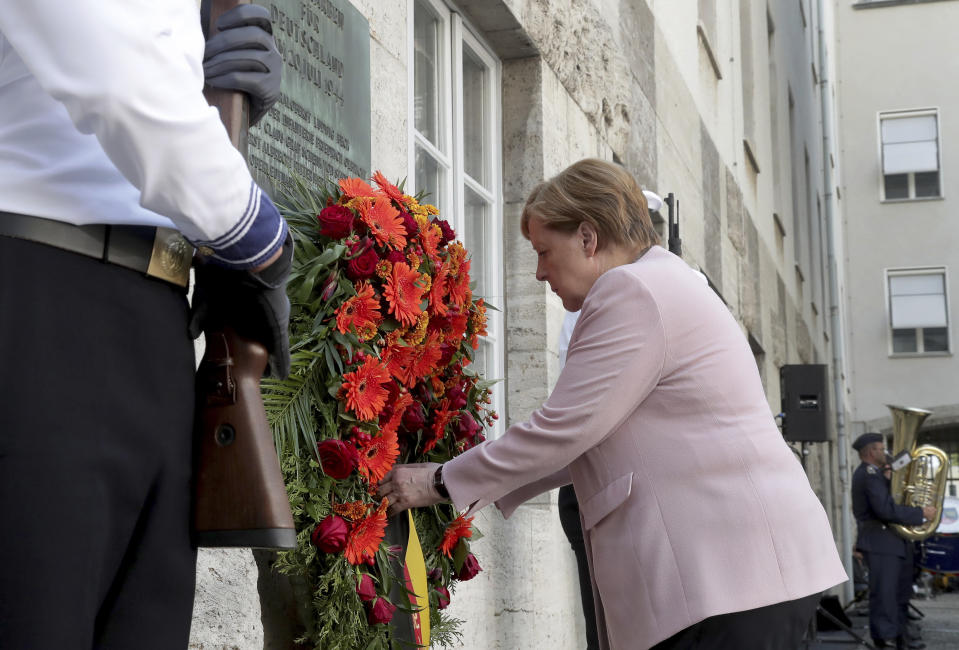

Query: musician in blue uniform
left=852, top=432, right=934, bottom=649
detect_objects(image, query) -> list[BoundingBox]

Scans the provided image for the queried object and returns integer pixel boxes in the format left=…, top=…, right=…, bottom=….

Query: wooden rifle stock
left=194, top=329, right=296, bottom=548
left=193, top=0, right=296, bottom=549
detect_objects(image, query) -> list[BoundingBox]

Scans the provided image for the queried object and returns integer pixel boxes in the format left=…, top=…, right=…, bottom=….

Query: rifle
left=193, top=0, right=296, bottom=549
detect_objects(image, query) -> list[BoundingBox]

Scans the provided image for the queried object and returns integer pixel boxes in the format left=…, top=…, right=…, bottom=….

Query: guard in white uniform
left=0, top=2, right=288, bottom=647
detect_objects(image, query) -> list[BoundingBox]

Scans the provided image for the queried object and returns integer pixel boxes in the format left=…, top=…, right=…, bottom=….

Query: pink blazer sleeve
left=443, top=267, right=667, bottom=515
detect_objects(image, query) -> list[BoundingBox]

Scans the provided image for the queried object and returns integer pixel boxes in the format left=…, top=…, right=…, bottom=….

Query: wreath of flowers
left=264, top=172, right=496, bottom=649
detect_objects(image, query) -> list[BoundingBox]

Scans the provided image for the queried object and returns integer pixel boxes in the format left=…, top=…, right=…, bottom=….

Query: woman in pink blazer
left=380, top=158, right=847, bottom=649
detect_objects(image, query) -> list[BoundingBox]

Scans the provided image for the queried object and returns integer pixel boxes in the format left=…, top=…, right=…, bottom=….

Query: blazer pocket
left=581, top=472, right=634, bottom=531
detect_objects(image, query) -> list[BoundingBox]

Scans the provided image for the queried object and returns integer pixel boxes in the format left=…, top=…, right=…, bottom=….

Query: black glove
left=190, top=234, right=293, bottom=379
left=203, top=4, right=283, bottom=126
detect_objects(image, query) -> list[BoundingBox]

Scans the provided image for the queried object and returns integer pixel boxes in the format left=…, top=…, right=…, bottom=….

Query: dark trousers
left=651, top=592, right=820, bottom=650
left=0, top=237, right=197, bottom=648
left=559, top=484, right=600, bottom=650
left=866, top=551, right=903, bottom=641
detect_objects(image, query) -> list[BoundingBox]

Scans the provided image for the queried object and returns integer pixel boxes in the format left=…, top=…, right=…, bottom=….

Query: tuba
left=887, top=405, right=950, bottom=541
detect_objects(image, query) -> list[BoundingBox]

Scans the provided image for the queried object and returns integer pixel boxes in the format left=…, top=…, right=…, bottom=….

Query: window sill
left=880, top=195, right=944, bottom=204
left=889, top=351, right=953, bottom=358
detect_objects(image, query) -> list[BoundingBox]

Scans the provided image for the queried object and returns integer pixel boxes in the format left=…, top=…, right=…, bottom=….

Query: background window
left=888, top=270, right=950, bottom=354
left=880, top=111, right=941, bottom=200
left=410, top=0, right=505, bottom=436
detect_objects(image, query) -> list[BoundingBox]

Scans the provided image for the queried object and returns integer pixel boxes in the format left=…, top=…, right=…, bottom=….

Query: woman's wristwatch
left=433, top=465, right=450, bottom=500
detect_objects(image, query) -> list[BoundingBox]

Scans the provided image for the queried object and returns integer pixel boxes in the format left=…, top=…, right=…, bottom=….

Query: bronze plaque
left=249, top=0, right=371, bottom=191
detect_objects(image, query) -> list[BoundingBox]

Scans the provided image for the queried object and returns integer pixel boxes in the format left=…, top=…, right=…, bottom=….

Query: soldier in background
left=0, top=3, right=288, bottom=647
left=852, top=432, right=933, bottom=649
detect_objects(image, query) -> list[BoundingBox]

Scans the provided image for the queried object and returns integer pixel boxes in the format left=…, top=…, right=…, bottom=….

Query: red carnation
left=356, top=574, right=377, bottom=602
left=431, top=217, right=455, bottom=244
left=318, top=204, right=355, bottom=239
left=311, top=515, right=349, bottom=553
left=317, top=439, right=359, bottom=479
left=367, top=597, right=397, bottom=625
left=400, top=210, right=419, bottom=237
left=346, top=238, right=380, bottom=281
left=457, top=553, right=481, bottom=581
left=386, top=249, right=406, bottom=265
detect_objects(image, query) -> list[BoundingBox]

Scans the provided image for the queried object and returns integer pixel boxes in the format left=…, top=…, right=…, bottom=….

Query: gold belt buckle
left=147, top=227, right=193, bottom=287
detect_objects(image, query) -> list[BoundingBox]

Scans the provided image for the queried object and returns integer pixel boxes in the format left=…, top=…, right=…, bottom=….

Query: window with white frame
left=888, top=269, right=950, bottom=354
left=880, top=110, right=941, bottom=200
left=410, top=0, right=505, bottom=434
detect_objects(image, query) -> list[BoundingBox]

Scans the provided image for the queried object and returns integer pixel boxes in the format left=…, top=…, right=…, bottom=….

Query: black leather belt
left=0, top=210, right=193, bottom=288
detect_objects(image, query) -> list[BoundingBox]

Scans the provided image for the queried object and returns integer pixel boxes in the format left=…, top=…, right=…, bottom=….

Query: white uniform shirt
left=0, top=0, right=285, bottom=269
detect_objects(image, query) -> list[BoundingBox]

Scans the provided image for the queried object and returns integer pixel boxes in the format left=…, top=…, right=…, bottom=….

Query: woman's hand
left=378, top=462, right=444, bottom=517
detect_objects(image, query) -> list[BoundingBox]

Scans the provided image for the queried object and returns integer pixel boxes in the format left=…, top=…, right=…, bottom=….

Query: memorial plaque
left=248, top=0, right=371, bottom=192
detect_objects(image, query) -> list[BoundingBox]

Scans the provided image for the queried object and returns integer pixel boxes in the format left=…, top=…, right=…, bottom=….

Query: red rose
left=446, top=385, right=468, bottom=410
left=401, top=402, right=426, bottom=433
left=320, top=269, right=339, bottom=301
left=367, top=597, right=397, bottom=625
left=457, top=553, right=481, bottom=581
left=431, top=217, right=455, bottom=244
left=346, top=238, right=379, bottom=281
left=427, top=568, right=443, bottom=583
left=317, top=439, right=359, bottom=479
left=311, top=515, right=348, bottom=553
left=356, top=574, right=376, bottom=602
left=437, top=343, right=456, bottom=367
left=453, top=413, right=482, bottom=442
left=318, top=204, right=355, bottom=239
left=435, top=585, right=451, bottom=610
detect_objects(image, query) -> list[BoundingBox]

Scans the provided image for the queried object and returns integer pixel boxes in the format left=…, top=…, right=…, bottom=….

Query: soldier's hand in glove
left=190, top=233, right=293, bottom=379
left=203, top=3, right=282, bottom=125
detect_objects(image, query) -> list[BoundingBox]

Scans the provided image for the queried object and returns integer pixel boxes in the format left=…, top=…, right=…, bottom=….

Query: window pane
left=462, top=44, right=489, bottom=188
left=413, top=2, right=442, bottom=148
left=415, top=146, right=448, bottom=216
left=915, top=171, right=941, bottom=198
left=892, top=328, right=918, bottom=353
left=923, top=327, right=949, bottom=352
left=884, top=174, right=909, bottom=199
left=464, top=186, right=490, bottom=299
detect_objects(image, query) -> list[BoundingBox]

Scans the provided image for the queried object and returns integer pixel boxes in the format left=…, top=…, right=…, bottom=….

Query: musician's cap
left=852, top=432, right=883, bottom=451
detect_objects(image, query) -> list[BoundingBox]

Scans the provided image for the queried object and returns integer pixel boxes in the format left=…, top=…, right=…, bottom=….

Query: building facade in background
left=190, top=1, right=854, bottom=647
left=836, top=0, right=959, bottom=502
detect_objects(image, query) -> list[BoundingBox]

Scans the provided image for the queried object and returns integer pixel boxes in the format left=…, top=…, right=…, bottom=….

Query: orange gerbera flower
left=447, top=257, right=472, bottom=308
left=341, top=357, right=391, bottom=421
left=357, top=426, right=399, bottom=483
left=438, top=514, right=474, bottom=558
left=339, top=177, right=382, bottom=200
left=423, top=398, right=455, bottom=453
left=344, top=498, right=388, bottom=565
left=384, top=262, right=426, bottom=327
left=372, top=171, right=406, bottom=205
left=362, top=198, right=407, bottom=250
left=420, top=222, right=442, bottom=263
left=384, top=333, right=443, bottom=387
left=428, top=263, right=449, bottom=317
left=336, top=282, right=382, bottom=341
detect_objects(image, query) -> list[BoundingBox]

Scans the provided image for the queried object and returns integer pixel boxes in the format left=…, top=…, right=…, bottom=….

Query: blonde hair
left=520, top=158, right=658, bottom=253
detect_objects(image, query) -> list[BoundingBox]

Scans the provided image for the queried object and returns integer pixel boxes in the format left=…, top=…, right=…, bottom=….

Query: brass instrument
left=887, top=404, right=950, bottom=541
